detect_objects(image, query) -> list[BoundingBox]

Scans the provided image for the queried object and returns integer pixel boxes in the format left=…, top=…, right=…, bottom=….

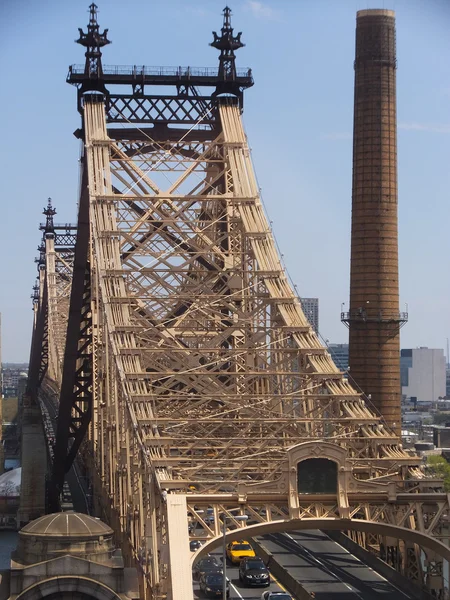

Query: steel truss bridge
left=23, top=5, right=450, bottom=600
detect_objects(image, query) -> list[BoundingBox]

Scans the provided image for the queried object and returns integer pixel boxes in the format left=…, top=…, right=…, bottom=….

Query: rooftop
left=21, top=512, right=113, bottom=538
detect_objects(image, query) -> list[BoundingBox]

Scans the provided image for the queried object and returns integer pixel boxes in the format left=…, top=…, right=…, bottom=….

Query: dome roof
left=21, top=512, right=113, bottom=538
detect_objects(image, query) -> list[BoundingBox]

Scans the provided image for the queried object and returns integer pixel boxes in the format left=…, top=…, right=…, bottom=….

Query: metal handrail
left=69, top=64, right=253, bottom=79
left=341, top=311, right=408, bottom=321
left=39, top=222, right=77, bottom=230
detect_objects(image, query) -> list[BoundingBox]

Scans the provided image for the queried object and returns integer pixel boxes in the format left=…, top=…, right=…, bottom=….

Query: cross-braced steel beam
left=25, top=6, right=450, bottom=599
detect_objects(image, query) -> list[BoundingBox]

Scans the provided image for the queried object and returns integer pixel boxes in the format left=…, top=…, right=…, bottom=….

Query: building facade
left=328, top=343, right=349, bottom=372
left=401, top=348, right=446, bottom=403
left=1, top=365, right=28, bottom=398
left=299, top=297, right=319, bottom=334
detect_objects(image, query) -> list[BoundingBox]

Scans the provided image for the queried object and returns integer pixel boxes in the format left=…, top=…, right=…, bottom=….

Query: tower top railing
left=341, top=310, right=408, bottom=326
left=68, top=64, right=253, bottom=85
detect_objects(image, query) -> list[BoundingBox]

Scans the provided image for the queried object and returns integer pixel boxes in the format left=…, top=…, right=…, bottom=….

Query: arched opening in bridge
left=42, top=594, right=97, bottom=600
left=15, top=577, right=122, bottom=600
left=297, top=458, right=337, bottom=494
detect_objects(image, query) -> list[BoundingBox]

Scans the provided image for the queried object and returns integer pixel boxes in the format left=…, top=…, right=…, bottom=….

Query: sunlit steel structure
left=23, top=5, right=450, bottom=599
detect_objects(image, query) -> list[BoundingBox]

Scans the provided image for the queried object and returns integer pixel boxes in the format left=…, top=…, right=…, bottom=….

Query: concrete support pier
left=17, top=402, right=47, bottom=527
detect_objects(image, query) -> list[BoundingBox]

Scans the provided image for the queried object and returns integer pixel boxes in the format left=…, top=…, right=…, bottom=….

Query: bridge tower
left=23, top=5, right=450, bottom=599
left=342, top=10, right=407, bottom=434
left=18, top=200, right=77, bottom=526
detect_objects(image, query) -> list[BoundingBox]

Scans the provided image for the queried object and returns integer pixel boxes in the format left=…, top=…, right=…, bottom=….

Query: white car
left=261, top=592, right=293, bottom=600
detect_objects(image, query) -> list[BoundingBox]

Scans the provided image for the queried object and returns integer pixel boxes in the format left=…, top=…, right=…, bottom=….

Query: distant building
left=401, top=348, right=446, bottom=403
left=446, top=365, right=450, bottom=398
left=328, top=343, right=349, bottom=372
left=433, top=426, right=450, bottom=449
left=300, top=297, right=319, bottom=334
left=0, top=313, right=2, bottom=397
left=2, top=364, right=28, bottom=397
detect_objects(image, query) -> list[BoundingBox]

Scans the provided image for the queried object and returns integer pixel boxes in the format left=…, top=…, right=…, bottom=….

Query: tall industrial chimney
left=342, top=10, right=407, bottom=434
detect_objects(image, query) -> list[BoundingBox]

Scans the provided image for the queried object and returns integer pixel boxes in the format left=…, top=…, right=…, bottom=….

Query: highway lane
left=192, top=550, right=289, bottom=599
left=258, top=530, right=414, bottom=599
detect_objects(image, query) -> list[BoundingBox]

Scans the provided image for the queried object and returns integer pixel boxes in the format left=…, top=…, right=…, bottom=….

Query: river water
left=0, top=531, right=18, bottom=569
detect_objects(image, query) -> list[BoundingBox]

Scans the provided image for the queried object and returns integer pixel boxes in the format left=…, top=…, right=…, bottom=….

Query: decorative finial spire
left=43, top=198, right=56, bottom=236
left=211, top=6, right=244, bottom=82
left=35, top=242, right=46, bottom=270
left=31, top=282, right=40, bottom=304
left=76, top=3, right=111, bottom=78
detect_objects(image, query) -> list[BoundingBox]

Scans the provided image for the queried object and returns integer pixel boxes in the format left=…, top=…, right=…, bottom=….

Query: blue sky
left=0, top=0, right=449, bottom=362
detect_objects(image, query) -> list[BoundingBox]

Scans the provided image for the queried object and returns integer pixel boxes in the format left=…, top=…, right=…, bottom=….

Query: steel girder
left=59, top=95, right=449, bottom=599
left=27, top=271, right=49, bottom=404
left=50, top=168, right=93, bottom=506
left=28, top=220, right=75, bottom=402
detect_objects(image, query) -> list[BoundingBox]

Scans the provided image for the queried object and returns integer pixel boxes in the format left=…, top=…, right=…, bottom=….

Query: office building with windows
left=328, top=343, right=349, bottom=373
left=401, top=348, right=446, bottom=403
left=299, top=297, right=319, bottom=335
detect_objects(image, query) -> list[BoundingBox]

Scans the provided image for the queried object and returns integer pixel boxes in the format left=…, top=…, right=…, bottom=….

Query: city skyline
left=0, top=0, right=448, bottom=361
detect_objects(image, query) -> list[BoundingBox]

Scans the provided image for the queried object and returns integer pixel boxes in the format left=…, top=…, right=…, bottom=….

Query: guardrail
left=325, top=530, right=434, bottom=600
left=69, top=64, right=253, bottom=79
left=341, top=311, right=408, bottom=322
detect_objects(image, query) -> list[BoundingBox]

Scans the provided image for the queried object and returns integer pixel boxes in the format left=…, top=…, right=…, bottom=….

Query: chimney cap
left=357, top=9, right=395, bottom=19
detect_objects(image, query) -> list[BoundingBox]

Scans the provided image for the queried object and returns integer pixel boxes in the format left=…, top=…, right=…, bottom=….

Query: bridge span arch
left=193, top=517, right=450, bottom=565
left=15, top=576, right=122, bottom=600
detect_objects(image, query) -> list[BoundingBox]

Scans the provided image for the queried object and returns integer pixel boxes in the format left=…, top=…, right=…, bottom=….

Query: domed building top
left=21, top=512, right=113, bottom=538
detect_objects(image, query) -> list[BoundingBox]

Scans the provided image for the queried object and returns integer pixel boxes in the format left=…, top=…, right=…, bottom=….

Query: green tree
left=432, top=412, right=450, bottom=425
left=427, top=455, right=450, bottom=491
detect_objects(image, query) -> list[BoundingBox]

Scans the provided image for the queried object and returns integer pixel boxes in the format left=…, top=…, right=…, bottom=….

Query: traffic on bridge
left=191, top=531, right=417, bottom=599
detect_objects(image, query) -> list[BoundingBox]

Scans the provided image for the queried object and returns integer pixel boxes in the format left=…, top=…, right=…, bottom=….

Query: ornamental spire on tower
left=43, top=198, right=56, bottom=237
left=36, top=243, right=46, bottom=271
left=31, top=282, right=39, bottom=305
left=211, top=6, right=246, bottom=98
left=76, top=3, right=111, bottom=79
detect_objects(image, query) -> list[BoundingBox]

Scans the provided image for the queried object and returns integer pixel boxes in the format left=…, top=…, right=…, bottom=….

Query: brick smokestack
left=343, top=10, right=406, bottom=434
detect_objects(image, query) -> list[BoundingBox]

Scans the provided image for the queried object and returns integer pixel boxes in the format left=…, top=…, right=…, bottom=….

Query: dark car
left=199, top=571, right=230, bottom=598
left=190, top=540, right=203, bottom=552
left=239, top=557, right=270, bottom=587
left=193, top=556, right=222, bottom=581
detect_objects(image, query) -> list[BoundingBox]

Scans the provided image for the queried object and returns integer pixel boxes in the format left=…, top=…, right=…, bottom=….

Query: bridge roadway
left=35, top=396, right=417, bottom=600
left=38, top=393, right=415, bottom=600
left=193, top=531, right=414, bottom=599
left=39, top=391, right=91, bottom=514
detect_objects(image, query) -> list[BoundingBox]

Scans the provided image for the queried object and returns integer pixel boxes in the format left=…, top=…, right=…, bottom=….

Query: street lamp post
left=222, top=514, right=249, bottom=599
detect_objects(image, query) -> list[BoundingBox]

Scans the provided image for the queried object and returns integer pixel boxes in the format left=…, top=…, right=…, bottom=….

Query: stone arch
left=194, top=518, right=450, bottom=566
left=16, top=576, right=122, bottom=600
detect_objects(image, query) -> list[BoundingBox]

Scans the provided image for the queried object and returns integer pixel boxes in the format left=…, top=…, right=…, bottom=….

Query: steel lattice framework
left=24, top=5, right=450, bottom=600
left=29, top=203, right=76, bottom=396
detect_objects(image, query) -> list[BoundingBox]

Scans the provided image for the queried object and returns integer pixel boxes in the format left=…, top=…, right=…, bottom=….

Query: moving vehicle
left=192, top=556, right=222, bottom=581
left=239, top=557, right=270, bottom=586
left=199, top=571, right=230, bottom=598
left=226, top=540, right=256, bottom=564
left=261, top=592, right=293, bottom=600
left=204, top=508, right=215, bottom=525
left=189, top=540, right=202, bottom=552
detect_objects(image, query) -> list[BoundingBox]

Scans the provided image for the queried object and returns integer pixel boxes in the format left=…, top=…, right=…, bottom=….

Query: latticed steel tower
left=24, top=6, right=450, bottom=598
left=342, top=10, right=407, bottom=434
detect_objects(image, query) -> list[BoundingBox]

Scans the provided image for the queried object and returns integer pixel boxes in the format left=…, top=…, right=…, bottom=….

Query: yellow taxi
left=226, top=540, right=256, bottom=564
